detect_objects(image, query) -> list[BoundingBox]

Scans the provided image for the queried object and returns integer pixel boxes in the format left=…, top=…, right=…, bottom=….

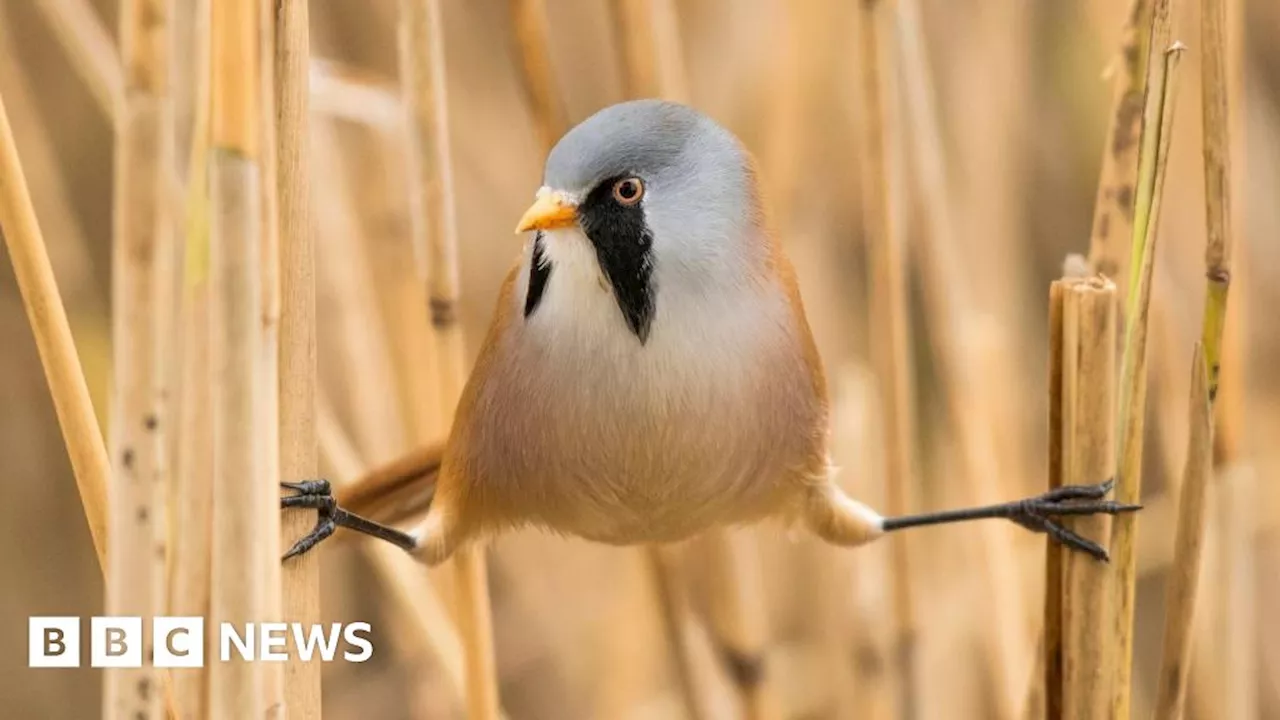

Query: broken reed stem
left=1107, top=26, right=1185, bottom=718
left=859, top=2, right=918, bottom=715
left=0, top=75, right=110, bottom=570
left=106, top=0, right=173, bottom=716
left=398, top=1, right=499, bottom=717
left=1152, top=344, right=1213, bottom=720
left=1085, top=0, right=1154, bottom=297
left=208, top=0, right=272, bottom=716
left=31, top=0, right=124, bottom=123
left=1058, top=278, right=1118, bottom=718
left=273, top=0, right=321, bottom=716
left=894, top=3, right=1030, bottom=715
left=508, top=0, right=568, bottom=151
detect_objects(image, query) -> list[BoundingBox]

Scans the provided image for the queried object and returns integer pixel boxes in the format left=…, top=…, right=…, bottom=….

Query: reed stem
left=274, top=0, right=321, bottom=715
left=106, top=0, right=173, bottom=715
left=398, top=1, right=500, bottom=716
left=895, top=2, right=1031, bottom=714
left=0, top=44, right=110, bottom=573
left=208, top=0, right=272, bottom=714
left=612, top=0, right=689, bottom=102
left=1057, top=278, right=1118, bottom=718
left=1152, top=345, right=1213, bottom=720
left=859, top=2, right=919, bottom=715
left=1085, top=0, right=1154, bottom=297
left=170, top=2, right=214, bottom=714
left=1107, top=8, right=1185, bottom=709
left=508, top=0, right=568, bottom=151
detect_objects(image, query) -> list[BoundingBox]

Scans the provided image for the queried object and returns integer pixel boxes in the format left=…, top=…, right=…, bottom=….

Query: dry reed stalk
left=646, top=546, right=718, bottom=720
left=1106, top=13, right=1185, bottom=712
left=30, top=0, right=123, bottom=123
left=308, top=61, right=403, bottom=131
left=1197, top=2, right=1256, bottom=715
left=946, top=0, right=1038, bottom=512
left=894, top=4, right=1035, bottom=715
left=858, top=3, right=918, bottom=716
left=360, top=132, right=444, bottom=448
left=0, top=17, right=110, bottom=424
left=0, top=79, right=110, bottom=565
left=273, top=0, right=321, bottom=716
left=700, top=532, right=782, bottom=720
left=208, top=0, right=272, bottom=714
left=1085, top=0, right=1154, bottom=297
left=1042, top=282, right=1067, bottom=720
left=1152, top=344, right=1212, bottom=720
left=105, top=0, right=173, bottom=716
left=1058, top=278, right=1118, bottom=718
left=170, top=0, right=214, bottom=714
left=1199, top=0, right=1232, bottom=393
left=397, top=1, right=500, bottom=716
left=612, top=0, right=689, bottom=102
left=1213, top=464, right=1258, bottom=720
left=311, top=124, right=405, bottom=464
left=256, top=4, right=284, bottom=716
left=508, top=0, right=568, bottom=151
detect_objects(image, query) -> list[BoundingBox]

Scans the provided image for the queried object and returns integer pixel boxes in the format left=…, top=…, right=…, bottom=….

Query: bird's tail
left=335, top=442, right=443, bottom=529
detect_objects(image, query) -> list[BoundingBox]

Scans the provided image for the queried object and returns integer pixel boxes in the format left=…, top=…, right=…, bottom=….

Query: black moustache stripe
left=524, top=231, right=552, bottom=319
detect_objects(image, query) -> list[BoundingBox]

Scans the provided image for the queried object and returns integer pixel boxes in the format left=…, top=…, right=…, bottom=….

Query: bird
left=280, top=99, right=1138, bottom=565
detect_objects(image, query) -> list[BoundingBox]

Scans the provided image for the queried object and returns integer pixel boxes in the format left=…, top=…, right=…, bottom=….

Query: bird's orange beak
left=515, top=190, right=578, bottom=233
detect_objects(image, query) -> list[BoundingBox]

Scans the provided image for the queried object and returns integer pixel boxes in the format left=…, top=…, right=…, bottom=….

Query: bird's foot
left=1007, top=479, right=1141, bottom=562
left=280, top=479, right=418, bottom=560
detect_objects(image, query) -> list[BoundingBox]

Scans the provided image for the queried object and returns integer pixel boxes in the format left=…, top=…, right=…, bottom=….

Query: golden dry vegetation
left=1, top=0, right=1279, bottom=718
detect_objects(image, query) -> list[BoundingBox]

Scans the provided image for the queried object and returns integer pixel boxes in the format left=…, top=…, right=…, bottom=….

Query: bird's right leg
left=280, top=480, right=418, bottom=559
left=280, top=443, right=444, bottom=560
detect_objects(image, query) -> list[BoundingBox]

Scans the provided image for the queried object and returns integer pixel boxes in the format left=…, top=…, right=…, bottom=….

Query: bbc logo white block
left=154, top=617, right=203, bottom=668
left=29, top=617, right=80, bottom=668
left=91, top=616, right=142, bottom=668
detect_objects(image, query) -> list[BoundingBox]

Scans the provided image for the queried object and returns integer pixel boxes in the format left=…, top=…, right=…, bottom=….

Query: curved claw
left=281, top=479, right=331, bottom=495
left=283, top=516, right=336, bottom=560
left=1040, top=519, right=1109, bottom=562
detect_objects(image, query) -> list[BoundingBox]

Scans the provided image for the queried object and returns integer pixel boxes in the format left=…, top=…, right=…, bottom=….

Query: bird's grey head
left=515, top=100, right=760, bottom=344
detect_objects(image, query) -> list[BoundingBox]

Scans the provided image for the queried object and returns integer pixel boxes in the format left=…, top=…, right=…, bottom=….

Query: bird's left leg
left=879, top=479, right=1139, bottom=561
left=280, top=480, right=418, bottom=560
left=805, top=479, right=1140, bottom=561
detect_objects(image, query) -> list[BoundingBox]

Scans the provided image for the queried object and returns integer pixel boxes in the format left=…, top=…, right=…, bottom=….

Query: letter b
left=92, top=617, right=142, bottom=668
left=29, top=617, right=80, bottom=668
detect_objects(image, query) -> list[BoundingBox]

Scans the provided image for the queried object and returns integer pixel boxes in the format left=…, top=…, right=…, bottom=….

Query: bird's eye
left=612, top=177, right=644, bottom=206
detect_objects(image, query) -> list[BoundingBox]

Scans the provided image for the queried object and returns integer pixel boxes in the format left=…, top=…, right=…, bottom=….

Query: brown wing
left=333, top=262, right=525, bottom=531
left=334, top=441, right=444, bottom=527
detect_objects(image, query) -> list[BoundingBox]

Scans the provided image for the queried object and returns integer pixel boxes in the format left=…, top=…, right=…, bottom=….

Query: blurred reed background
left=1, top=0, right=1278, bottom=718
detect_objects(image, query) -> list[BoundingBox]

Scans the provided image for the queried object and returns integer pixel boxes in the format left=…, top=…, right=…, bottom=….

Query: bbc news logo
left=29, top=617, right=373, bottom=668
